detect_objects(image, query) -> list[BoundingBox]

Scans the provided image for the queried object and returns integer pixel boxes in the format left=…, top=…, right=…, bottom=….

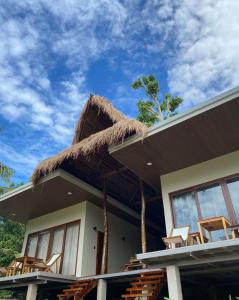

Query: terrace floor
left=137, top=238, right=239, bottom=281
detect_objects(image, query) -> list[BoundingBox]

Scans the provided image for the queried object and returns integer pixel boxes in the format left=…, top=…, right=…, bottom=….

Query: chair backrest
left=172, top=226, right=190, bottom=241
left=47, top=253, right=61, bottom=267
left=15, top=262, right=22, bottom=268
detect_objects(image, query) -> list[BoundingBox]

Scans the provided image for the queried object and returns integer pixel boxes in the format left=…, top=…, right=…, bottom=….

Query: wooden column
left=139, top=179, right=147, bottom=253
left=100, top=178, right=108, bottom=274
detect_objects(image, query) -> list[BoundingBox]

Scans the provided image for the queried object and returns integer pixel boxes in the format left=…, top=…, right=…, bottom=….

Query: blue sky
left=0, top=0, right=239, bottom=183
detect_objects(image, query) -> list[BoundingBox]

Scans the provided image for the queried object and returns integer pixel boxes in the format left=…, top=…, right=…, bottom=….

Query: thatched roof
left=72, top=94, right=127, bottom=144
left=32, top=95, right=147, bottom=185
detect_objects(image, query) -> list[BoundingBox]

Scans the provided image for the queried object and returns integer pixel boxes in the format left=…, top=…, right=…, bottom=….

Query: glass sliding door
left=62, top=222, right=80, bottom=275
left=227, top=177, right=239, bottom=221
left=171, top=176, right=239, bottom=241
left=26, top=235, right=38, bottom=257
left=25, top=220, right=80, bottom=275
left=197, top=184, right=229, bottom=219
left=197, top=184, right=229, bottom=240
left=50, top=228, right=65, bottom=273
left=172, top=192, right=198, bottom=232
left=36, top=232, right=50, bottom=260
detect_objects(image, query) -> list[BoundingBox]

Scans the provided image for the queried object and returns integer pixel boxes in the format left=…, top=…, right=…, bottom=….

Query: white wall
left=81, top=201, right=141, bottom=276
left=161, top=150, right=239, bottom=234
left=22, top=200, right=142, bottom=277
left=21, top=201, right=87, bottom=276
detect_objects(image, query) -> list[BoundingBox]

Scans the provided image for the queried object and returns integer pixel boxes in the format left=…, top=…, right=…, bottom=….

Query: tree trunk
left=139, top=179, right=147, bottom=253
left=101, top=179, right=108, bottom=274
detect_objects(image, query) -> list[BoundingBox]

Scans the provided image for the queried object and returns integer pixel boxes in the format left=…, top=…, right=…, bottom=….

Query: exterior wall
left=161, top=150, right=239, bottom=235
left=81, top=201, right=141, bottom=276
left=21, top=201, right=87, bottom=276
left=22, top=200, right=141, bottom=277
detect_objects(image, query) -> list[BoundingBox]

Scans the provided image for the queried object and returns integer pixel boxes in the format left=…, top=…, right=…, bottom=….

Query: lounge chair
left=0, top=261, right=23, bottom=277
left=24, top=253, right=62, bottom=273
left=162, top=226, right=190, bottom=249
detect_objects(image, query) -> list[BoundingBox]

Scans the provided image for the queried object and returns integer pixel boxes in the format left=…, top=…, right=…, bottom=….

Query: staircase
left=57, top=279, right=97, bottom=300
left=122, top=256, right=147, bottom=271
left=122, top=270, right=166, bottom=300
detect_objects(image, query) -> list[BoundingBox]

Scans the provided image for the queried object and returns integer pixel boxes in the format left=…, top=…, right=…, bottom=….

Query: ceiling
left=110, top=96, right=239, bottom=189
left=0, top=170, right=162, bottom=233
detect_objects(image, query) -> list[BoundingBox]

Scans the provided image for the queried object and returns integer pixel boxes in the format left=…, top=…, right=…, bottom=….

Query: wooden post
left=101, top=178, right=108, bottom=274
left=139, top=179, right=147, bottom=253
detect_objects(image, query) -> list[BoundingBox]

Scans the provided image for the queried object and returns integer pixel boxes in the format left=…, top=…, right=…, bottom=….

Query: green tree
left=0, top=182, right=25, bottom=267
left=0, top=129, right=25, bottom=267
left=132, top=75, right=183, bottom=127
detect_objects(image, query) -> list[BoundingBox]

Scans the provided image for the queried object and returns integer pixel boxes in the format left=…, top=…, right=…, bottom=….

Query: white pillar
left=97, top=279, right=107, bottom=300
left=26, top=283, right=38, bottom=300
left=166, top=265, right=183, bottom=300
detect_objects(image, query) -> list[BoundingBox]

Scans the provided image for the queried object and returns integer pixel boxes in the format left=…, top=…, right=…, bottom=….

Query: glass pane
left=36, top=232, right=50, bottom=260
left=50, top=228, right=64, bottom=273
left=51, top=228, right=64, bottom=255
left=227, top=178, right=239, bottom=221
left=26, top=236, right=38, bottom=257
left=172, top=192, right=198, bottom=232
left=62, top=223, right=80, bottom=275
left=197, top=184, right=228, bottom=240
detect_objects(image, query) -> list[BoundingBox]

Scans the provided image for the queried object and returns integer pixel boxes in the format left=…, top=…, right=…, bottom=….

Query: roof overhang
left=110, top=86, right=239, bottom=189
left=0, top=169, right=160, bottom=232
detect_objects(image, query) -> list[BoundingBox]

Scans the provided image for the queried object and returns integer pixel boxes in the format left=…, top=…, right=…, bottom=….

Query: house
left=0, top=87, right=239, bottom=299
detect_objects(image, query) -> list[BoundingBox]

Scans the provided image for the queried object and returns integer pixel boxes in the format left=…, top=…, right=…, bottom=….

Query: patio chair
left=0, top=261, right=23, bottom=277
left=25, top=253, right=62, bottom=273
left=162, top=226, right=190, bottom=249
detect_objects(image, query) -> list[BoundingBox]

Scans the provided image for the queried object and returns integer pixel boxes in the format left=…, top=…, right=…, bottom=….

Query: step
left=131, top=280, right=163, bottom=285
left=63, top=287, right=85, bottom=292
left=122, top=293, right=153, bottom=298
left=126, top=287, right=156, bottom=292
left=139, top=274, right=164, bottom=280
left=140, top=270, right=165, bottom=276
left=69, top=282, right=91, bottom=288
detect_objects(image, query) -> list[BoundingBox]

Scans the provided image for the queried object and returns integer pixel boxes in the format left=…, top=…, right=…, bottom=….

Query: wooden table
left=15, top=256, right=43, bottom=274
left=188, top=232, right=208, bottom=245
left=197, top=216, right=231, bottom=244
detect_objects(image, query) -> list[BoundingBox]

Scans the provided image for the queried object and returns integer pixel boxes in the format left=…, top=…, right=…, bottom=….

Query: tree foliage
left=0, top=182, right=25, bottom=267
left=0, top=162, right=13, bottom=184
left=0, top=145, right=25, bottom=267
left=131, top=75, right=183, bottom=127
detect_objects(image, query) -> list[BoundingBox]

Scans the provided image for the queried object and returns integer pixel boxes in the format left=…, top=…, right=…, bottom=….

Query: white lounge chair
left=162, top=226, right=190, bottom=249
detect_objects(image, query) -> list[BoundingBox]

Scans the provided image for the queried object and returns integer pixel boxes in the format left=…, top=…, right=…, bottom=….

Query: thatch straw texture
left=32, top=119, right=146, bottom=185
left=72, top=95, right=127, bottom=144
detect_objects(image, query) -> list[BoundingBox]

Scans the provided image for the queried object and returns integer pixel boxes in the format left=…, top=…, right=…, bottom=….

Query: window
left=197, top=184, right=228, bottom=219
left=171, top=174, right=239, bottom=241
left=172, top=192, right=198, bottom=232
left=25, top=221, right=80, bottom=275
left=227, top=178, right=239, bottom=220
left=62, top=222, right=80, bottom=275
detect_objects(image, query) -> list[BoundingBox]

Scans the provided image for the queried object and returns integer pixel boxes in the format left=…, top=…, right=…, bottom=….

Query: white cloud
left=1, top=0, right=239, bottom=182
left=165, top=0, right=239, bottom=106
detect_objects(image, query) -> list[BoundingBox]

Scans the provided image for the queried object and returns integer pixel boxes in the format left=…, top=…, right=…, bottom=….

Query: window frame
left=170, top=173, right=239, bottom=230
left=25, top=220, right=81, bottom=275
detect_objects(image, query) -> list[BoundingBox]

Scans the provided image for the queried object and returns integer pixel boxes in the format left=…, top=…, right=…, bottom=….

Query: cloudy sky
left=0, top=0, right=239, bottom=183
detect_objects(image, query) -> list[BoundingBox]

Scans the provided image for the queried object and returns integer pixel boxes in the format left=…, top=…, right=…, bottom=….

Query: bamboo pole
left=139, top=179, right=147, bottom=253
left=100, top=178, right=108, bottom=274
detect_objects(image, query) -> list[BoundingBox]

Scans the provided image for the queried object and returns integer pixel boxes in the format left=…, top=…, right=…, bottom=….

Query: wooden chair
left=24, top=253, right=62, bottom=273
left=162, top=226, right=190, bottom=249
left=0, top=261, right=23, bottom=277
